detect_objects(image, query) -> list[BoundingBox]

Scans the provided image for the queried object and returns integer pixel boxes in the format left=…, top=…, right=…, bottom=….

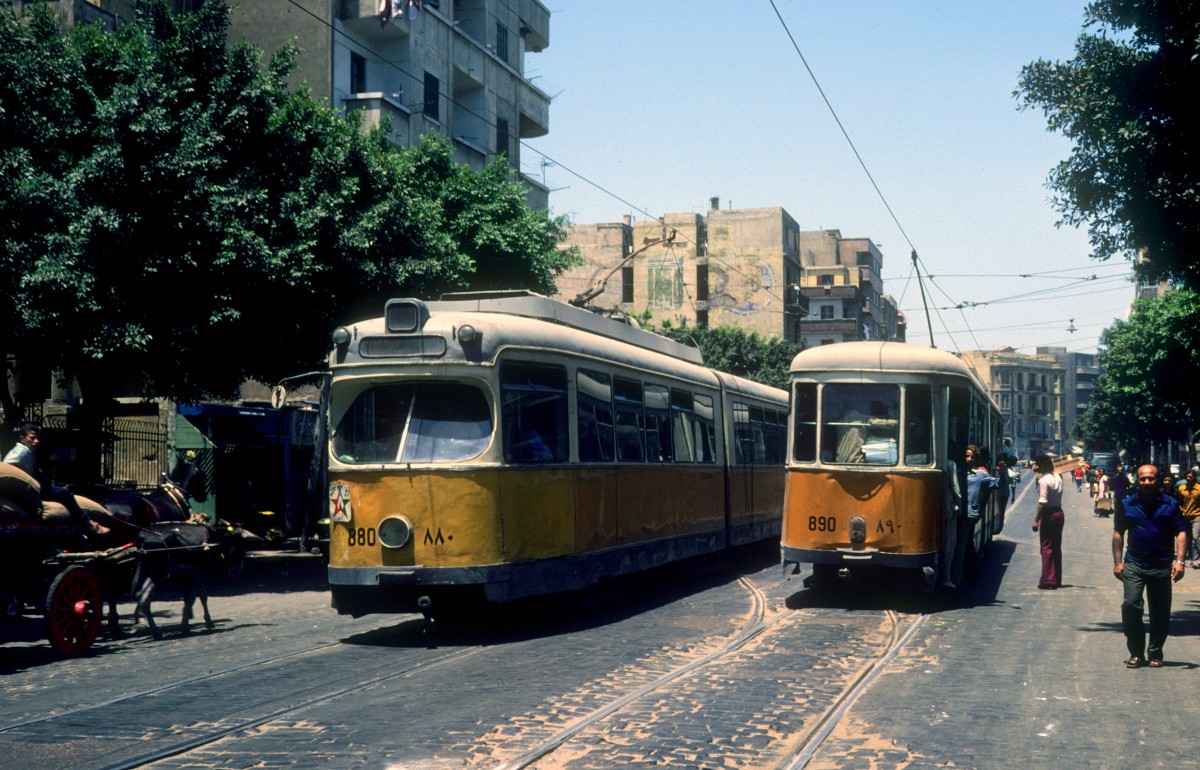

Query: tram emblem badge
left=329, top=481, right=352, bottom=523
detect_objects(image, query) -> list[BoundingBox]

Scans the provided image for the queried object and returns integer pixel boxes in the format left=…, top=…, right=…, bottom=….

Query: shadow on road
left=783, top=539, right=1018, bottom=615
left=340, top=541, right=782, bottom=649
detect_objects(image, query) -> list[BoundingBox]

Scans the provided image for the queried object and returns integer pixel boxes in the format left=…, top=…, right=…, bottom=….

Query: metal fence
left=104, top=416, right=169, bottom=490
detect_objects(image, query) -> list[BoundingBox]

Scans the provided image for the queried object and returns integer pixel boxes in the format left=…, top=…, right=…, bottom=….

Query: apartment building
left=960, top=348, right=1065, bottom=460
left=797, top=229, right=902, bottom=344
left=555, top=203, right=809, bottom=341
left=227, top=0, right=553, bottom=208
left=22, top=0, right=554, bottom=208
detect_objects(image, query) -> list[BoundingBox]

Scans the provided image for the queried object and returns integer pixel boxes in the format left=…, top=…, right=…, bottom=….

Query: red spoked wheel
left=44, top=565, right=102, bottom=656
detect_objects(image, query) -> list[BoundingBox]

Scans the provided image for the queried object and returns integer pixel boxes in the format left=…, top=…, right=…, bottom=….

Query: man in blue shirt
left=1113, top=464, right=1188, bottom=668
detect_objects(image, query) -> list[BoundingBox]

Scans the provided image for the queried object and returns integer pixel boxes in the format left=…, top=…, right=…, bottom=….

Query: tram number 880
left=808, top=516, right=837, bottom=532
left=347, top=527, right=377, bottom=547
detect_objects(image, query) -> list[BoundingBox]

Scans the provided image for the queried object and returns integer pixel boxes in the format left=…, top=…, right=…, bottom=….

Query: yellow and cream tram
left=321, top=291, right=788, bottom=616
left=781, top=341, right=1005, bottom=588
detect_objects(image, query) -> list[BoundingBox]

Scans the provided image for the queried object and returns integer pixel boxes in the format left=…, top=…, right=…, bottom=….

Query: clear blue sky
left=524, top=1, right=1134, bottom=355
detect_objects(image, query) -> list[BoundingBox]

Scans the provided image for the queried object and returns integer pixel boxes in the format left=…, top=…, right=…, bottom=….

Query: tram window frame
left=948, top=386, right=970, bottom=474
left=500, top=362, right=569, bottom=463
left=577, top=368, right=616, bottom=463
left=902, top=385, right=934, bottom=466
left=762, top=409, right=786, bottom=465
left=331, top=381, right=492, bottom=464
left=613, top=377, right=646, bottom=462
left=670, top=389, right=696, bottom=463
left=819, top=383, right=900, bottom=466
left=792, top=383, right=817, bottom=463
left=733, top=402, right=752, bottom=464
left=693, top=394, right=717, bottom=464
left=644, top=384, right=673, bottom=462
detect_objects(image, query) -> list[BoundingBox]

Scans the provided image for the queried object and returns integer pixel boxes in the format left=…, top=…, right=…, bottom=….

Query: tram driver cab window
left=331, top=382, right=491, bottom=464
left=821, top=384, right=899, bottom=465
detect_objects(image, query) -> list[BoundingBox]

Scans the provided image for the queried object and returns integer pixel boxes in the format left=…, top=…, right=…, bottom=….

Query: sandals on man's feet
left=1125, top=656, right=1143, bottom=668
left=1148, top=659, right=1164, bottom=668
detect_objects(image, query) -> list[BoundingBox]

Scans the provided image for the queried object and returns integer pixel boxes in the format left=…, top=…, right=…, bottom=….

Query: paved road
left=807, top=473, right=1200, bottom=770
left=3, top=475, right=1197, bottom=769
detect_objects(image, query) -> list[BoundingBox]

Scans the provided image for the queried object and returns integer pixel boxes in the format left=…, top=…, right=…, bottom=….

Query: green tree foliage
left=1077, top=287, right=1200, bottom=453
left=0, top=0, right=577, bottom=414
left=652, top=322, right=803, bottom=391
left=1015, top=0, right=1200, bottom=288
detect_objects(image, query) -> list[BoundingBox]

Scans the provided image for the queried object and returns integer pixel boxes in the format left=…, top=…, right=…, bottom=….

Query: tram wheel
left=44, top=565, right=102, bottom=656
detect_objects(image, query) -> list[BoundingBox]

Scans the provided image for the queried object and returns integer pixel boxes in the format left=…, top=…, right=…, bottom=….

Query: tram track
left=1, top=634, right=485, bottom=770
left=480, top=578, right=929, bottom=770
left=0, top=641, right=344, bottom=733
left=91, top=645, right=487, bottom=770
left=779, top=609, right=929, bottom=770
left=492, top=575, right=777, bottom=770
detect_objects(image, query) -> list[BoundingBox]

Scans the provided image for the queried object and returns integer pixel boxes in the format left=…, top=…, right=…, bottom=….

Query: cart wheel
left=44, top=565, right=102, bottom=656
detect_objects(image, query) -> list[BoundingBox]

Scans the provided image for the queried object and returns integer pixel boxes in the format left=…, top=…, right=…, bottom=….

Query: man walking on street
left=1113, top=464, right=1188, bottom=668
left=1178, top=471, right=1200, bottom=568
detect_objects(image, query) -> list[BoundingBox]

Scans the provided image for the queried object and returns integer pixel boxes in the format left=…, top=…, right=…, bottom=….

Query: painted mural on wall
left=706, top=260, right=779, bottom=317
left=647, top=260, right=683, bottom=309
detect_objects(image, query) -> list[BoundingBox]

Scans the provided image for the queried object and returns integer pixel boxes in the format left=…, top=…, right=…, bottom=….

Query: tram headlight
left=849, top=515, right=867, bottom=544
left=457, top=324, right=478, bottom=344
left=377, top=515, right=414, bottom=549
left=332, top=326, right=352, bottom=347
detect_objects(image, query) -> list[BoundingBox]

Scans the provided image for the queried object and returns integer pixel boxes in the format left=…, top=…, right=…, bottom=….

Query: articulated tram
left=781, top=342, right=1005, bottom=588
left=322, top=291, right=788, bottom=616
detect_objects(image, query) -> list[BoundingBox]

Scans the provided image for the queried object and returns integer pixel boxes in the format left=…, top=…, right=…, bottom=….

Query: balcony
left=517, top=84, right=550, bottom=138
left=337, top=0, right=415, bottom=44
left=342, top=93, right=412, bottom=147
left=515, top=0, right=551, bottom=52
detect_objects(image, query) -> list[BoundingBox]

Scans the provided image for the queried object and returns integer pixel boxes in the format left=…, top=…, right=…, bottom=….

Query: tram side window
left=332, top=382, right=491, bottom=464
left=903, top=385, right=933, bottom=466
left=577, top=368, right=615, bottom=462
left=820, top=384, right=899, bottom=465
left=760, top=409, right=786, bottom=464
left=733, top=403, right=752, bottom=464
left=671, top=390, right=696, bottom=462
left=693, top=394, right=717, bottom=463
left=613, top=377, right=646, bottom=462
left=793, top=384, right=817, bottom=463
left=501, top=362, right=569, bottom=463
left=644, top=384, right=673, bottom=462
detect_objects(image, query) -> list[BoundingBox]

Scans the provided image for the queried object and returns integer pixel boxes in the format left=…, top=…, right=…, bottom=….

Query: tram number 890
left=808, top=516, right=837, bottom=532
left=347, top=527, right=377, bottom=547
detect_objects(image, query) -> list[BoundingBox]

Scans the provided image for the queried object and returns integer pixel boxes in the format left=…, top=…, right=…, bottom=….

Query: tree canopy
left=1015, top=0, right=1200, bottom=288
left=1076, top=287, right=1200, bottom=455
left=0, top=0, right=577, bottom=416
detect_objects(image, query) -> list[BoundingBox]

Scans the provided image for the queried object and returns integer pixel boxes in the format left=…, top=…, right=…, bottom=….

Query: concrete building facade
left=227, top=0, right=553, bottom=208
left=797, top=229, right=902, bottom=344
left=960, top=348, right=1066, bottom=460
left=554, top=204, right=808, bottom=342
left=1038, top=347, right=1101, bottom=451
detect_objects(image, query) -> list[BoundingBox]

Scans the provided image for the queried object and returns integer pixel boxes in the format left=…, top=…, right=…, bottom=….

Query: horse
left=131, top=521, right=247, bottom=639
left=98, top=457, right=209, bottom=532
left=83, top=458, right=210, bottom=637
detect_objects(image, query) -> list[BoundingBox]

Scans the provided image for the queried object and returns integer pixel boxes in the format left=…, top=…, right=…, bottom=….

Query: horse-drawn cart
left=1, top=511, right=137, bottom=656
